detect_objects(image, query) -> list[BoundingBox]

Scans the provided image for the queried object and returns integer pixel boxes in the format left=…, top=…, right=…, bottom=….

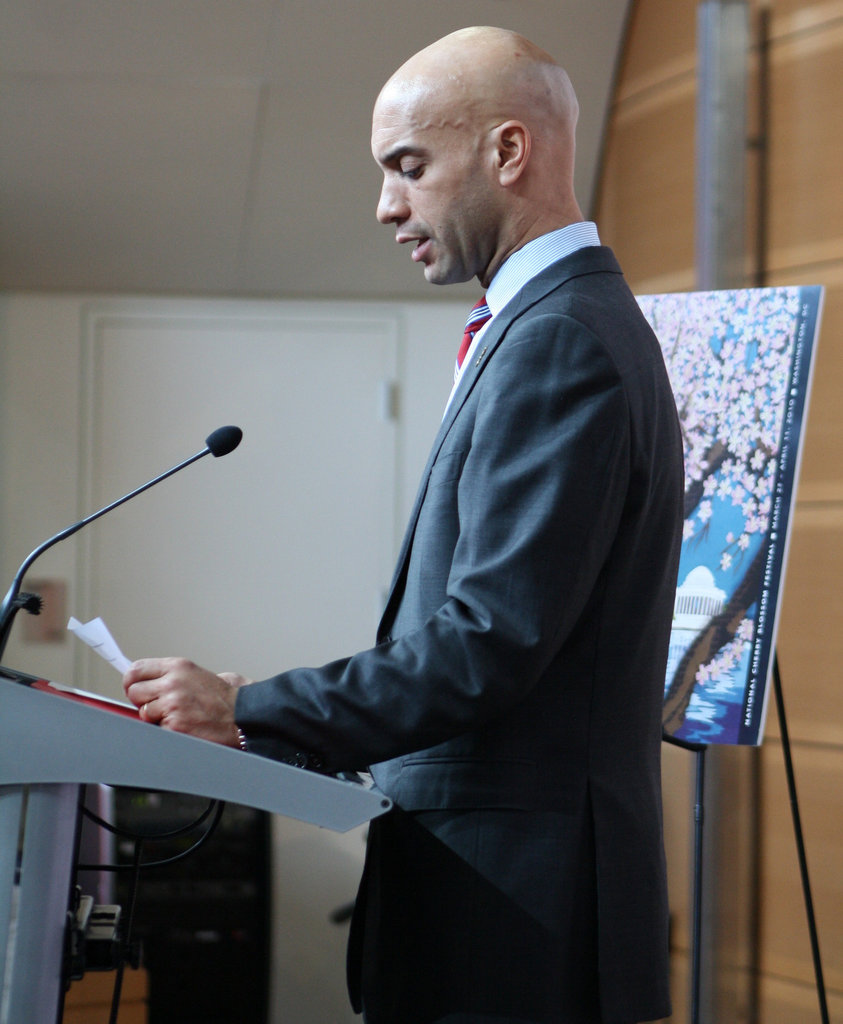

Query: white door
left=81, top=301, right=399, bottom=1023
left=80, top=304, right=398, bottom=688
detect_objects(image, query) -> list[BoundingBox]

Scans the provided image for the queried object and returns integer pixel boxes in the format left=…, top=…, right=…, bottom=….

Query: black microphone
left=0, top=426, right=243, bottom=661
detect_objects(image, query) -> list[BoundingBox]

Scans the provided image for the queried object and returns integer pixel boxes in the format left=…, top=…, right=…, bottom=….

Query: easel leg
left=772, top=655, right=829, bottom=1024
left=690, top=746, right=705, bottom=1024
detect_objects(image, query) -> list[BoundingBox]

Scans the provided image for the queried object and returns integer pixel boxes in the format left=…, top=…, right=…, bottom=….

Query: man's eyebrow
left=378, top=144, right=426, bottom=167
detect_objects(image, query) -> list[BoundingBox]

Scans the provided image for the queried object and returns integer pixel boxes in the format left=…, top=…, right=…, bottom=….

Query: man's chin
left=422, top=262, right=472, bottom=287
left=423, top=266, right=446, bottom=285
left=421, top=265, right=446, bottom=285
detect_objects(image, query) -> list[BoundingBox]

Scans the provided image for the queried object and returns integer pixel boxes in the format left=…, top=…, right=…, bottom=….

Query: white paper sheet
left=67, top=616, right=132, bottom=674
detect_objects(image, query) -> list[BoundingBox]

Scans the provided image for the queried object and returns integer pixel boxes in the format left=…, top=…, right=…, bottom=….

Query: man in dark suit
left=125, top=27, right=684, bottom=1024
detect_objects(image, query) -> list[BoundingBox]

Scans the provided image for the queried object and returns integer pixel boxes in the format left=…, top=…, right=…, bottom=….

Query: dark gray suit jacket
left=237, top=246, right=684, bottom=1023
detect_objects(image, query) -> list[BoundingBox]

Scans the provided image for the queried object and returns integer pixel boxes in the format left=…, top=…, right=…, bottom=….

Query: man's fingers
left=124, top=677, right=158, bottom=709
left=123, top=657, right=164, bottom=690
left=137, top=697, right=160, bottom=723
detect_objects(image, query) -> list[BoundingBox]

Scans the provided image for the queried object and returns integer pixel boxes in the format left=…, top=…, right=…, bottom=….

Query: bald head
left=371, top=27, right=584, bottom=287
left=377, top=28, right=580, bottom=191
left=385, top=30, right=575, bottom=130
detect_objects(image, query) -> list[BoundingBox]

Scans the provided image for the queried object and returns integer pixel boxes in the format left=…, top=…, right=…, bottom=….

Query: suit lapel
left=376, top=307, right=517, bottom=638
left=377, top=247, right=620, bottom=638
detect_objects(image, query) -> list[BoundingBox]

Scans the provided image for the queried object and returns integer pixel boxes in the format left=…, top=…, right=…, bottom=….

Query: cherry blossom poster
left=638, top=286, right=823, bottom=746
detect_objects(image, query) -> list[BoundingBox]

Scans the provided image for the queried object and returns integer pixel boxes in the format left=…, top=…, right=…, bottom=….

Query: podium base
left=0, top=782, right=79, bottom=1024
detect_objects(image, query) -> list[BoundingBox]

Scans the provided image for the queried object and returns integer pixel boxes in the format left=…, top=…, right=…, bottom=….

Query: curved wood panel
left=767, top=34, right=843, bottom=269
left=598, top=2, right=843, bottom=1020
left=597, top=89, right=696, bottom=288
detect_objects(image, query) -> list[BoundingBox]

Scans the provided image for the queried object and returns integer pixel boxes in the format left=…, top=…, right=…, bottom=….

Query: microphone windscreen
left=206, top=425, right=243, bottom=457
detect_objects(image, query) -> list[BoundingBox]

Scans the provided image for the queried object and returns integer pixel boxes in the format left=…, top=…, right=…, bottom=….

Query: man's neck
left=479, top=208, right=586, bottom=288
left=484, top=221, right=601, bottom=312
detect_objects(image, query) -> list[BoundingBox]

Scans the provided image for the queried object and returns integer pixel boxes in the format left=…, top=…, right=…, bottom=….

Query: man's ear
left=492, top=121, right=531, bottom=186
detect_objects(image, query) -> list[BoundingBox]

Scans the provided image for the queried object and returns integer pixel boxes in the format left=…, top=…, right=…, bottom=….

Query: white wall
left=0, top=289, right=468, bottom=1022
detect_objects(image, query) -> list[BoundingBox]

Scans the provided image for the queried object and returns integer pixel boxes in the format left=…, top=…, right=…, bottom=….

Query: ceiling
left=0, top=1, right=630, bottom=301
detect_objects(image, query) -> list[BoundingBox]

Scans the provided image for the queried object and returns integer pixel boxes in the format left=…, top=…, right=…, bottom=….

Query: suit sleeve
left=236, top=312, right=631, bottom=771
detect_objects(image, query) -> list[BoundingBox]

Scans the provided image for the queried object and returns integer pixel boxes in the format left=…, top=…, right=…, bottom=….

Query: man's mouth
left=410, top=237, right=432, bottom=263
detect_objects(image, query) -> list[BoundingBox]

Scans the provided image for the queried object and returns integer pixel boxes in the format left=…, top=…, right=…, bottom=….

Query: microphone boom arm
left=0, top=425, right=241, bottom=662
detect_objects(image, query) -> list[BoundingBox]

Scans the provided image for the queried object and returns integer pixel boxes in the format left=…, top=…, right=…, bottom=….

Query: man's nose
left=376, top=177, right=407, bottom=224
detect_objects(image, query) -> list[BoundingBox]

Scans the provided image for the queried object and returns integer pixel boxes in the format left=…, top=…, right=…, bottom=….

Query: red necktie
left=457, top=297, right=492, bottom=370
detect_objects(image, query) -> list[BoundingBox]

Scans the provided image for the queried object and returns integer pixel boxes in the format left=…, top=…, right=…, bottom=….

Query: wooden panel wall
left=594, top=1, right=843, bottom=1021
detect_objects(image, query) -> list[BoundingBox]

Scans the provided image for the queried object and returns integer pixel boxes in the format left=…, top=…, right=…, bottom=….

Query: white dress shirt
left=446, top=221, right=601, bottom=412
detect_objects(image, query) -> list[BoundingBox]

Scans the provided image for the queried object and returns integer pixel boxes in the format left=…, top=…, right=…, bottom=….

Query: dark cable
left=82, top=795, right=218, bottom=840
left=108, top=838, right=143, bottom=1024
left=75, top=795, right=227, bottom=1024
left=77, top=800, right=226, bottom=872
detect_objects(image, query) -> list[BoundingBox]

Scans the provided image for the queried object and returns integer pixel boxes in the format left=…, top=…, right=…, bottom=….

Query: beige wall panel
left=768, top=0, right=843, bottom=39
left=759, top=742, right=843, bottom=990
left=758, top=973, right=843, bottom=1024
left=664, top=952, right=690, bottom=1024
left=661, top=743, right=694, bottom=952
left=766, top=42, right=843, bottom=272
left=618, top=0, right=695, bottom=95
left=793, top=279, right=842, bottom=485
left=766, top=267, right=842, bottom=487
left=774, top=506, right=843, bottom=745
left=597, top=94, right=696, bottom=288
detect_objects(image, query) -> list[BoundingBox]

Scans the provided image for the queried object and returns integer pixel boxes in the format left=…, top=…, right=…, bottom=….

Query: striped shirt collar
left=486, top=220, right=601, bottom=317
left=445, top=221, right=601, bottom=413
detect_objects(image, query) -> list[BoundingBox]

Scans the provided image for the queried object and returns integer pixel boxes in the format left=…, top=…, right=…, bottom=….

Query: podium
left=0, top=667, right=392, bottom=1023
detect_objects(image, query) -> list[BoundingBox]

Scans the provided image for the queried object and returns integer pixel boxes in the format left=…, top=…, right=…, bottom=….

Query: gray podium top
left=0, top=668, right=391, bottom=832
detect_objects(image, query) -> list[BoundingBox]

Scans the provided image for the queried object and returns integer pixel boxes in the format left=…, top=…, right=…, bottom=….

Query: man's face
left=371, top=91, right=499, bottom=287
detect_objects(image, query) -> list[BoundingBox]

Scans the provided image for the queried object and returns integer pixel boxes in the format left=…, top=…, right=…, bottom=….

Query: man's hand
left=123, top=657, right=252, bottom=748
